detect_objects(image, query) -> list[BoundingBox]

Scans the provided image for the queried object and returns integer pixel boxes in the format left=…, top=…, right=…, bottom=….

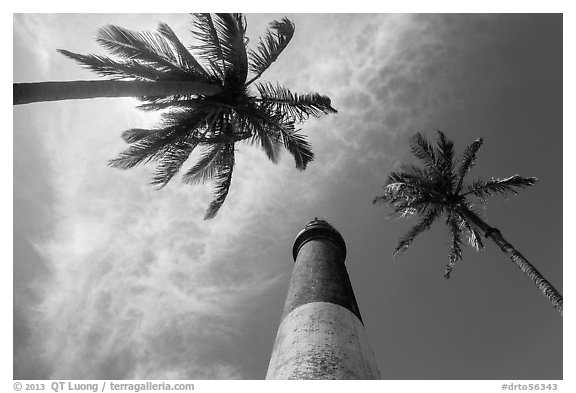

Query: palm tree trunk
left=460, top=206, right=563, bottom=316
left=14, top=80, right=222, bottom=105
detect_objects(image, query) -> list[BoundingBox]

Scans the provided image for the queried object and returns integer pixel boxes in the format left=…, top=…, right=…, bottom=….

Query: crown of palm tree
left=374, top=131, right=537, bottom=278
left=60, top=13, right=337, bottom=219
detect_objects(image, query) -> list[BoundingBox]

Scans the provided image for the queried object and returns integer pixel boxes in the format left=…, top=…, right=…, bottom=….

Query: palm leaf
left=375, top=168, right=445, bottom=213
left=182, top=142, right=225, bottom=184
left=410, top=133, right=437, bottom=170
left=463, top=175, right=538, bottom=201
left=433, top=131, right=457, bottom=194
left=375, top=174, right=433, bottom=215
left=247, top=128, right=282, bottom=164
left=96, top=24, right=189, bottom=78
left=192, top=13, right=224, bottom=71
left=110, top=110, right=209, bottom=169
left=454, top=137, right=483, bottom=194
left=435, top=131, right=454, bottom=170
left=282, top=129, right=314, bottom=170
left=375, top=182, right=433, bottom=217
left=443, top=210, right=464, bottom=279
left=248, top=17, right=295, bottom=82
left=435, top=130, right=456, bottom=187
left=157, top=22, right=209, bottom=78
left=121, top=128, right=155, bottom=143
left=108, top=127, right=180, bottom=169
left=257, top=112, right=314, bottom=170
left=460, top=212, right=484, bottom=250
left=158, top=107, right=210, bottom=130
left=57, top=50, right=167, bottom=81
left=214, top=13, right=248, bottom=86
left=387, top=197, right=434, bottom=218
left=204, top=143, right=235, bottom=219
left=392, top=165, right=436, bottom=192
left=151, top=139, right=198, bottom=188
left=238, top=103, right=314, bottom=169
left=191, top=14, right=248, bottom=86
left=255, top=82, right=337, bottom=122
left=394, top=207, right=441, bottom=256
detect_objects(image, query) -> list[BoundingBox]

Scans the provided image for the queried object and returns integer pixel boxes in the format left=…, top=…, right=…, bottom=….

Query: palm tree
left=16, top=14, right=337, bottom=219
left=373, top=131, right=562, bottom=315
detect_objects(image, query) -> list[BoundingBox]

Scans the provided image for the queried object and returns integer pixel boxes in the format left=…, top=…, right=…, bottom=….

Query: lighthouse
left=266, top=218, right=380, bottom=379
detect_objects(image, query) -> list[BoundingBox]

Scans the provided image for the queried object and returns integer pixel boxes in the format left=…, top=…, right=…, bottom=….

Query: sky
left=12, top=12, right=565, bottom=381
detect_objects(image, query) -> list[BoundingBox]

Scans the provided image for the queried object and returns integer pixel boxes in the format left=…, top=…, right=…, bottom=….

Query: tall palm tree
left=373, top=131, right=562, bottom=315
left=15, top=14, right=337, bottom=219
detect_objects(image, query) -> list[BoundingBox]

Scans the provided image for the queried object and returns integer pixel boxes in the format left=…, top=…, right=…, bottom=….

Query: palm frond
left=255, top=82, right=337, bottom=122
left=375, top=171, right=418, bottom=203
left=246, top=128, right=282, bottom=164
left=109, top=110, right=209, bottom=169
left=460, top=213, right=484, bottom=251
left=257, top=112, right=314, bottom=170
left=435, top=130, right=456, bottom=188
left=248, top=17, right=295, bottom=82
left=121, top=128, right=155, bottom=143
left=151, top=139, right=198, bottom=188
left=215, top=13, right=248, bottom=86
left=463, top=175, right=538, bottom=201
left=375, top=182, right=425, bottom=215
left=435, top=130, right=456, bottom=193
left=192, top=13, right=224, bottom=72
left=397, top=207, right=418, bottom=219
left=237, top=103, right=314, bottom=169
left=373, top=168, right=444, bottom=215
left=191, top=14, right=248, bottom=86
left=443, top=211, right=464, bottom=279
left=387, top=166, right=436, bottom=193
left=182, top=142, right=225, bottom=184
left=158, top=107, right=209, bottom=130
left=96, top=25, right=189, bottom=78
left=108, top=127, right=180, bottom=169
left=282, top=129, right=314, bottom=170
left=204, top=143, right=235, bottom=219
left=381, top=196, right=434, bottom=219
left=410, top=133, right=437, bottom=170
left=454, top=137, right=483, bottom=193
left=394, top=207, right=441, bottom=256
left=435, top=131, right=454, bottom=169
left=157, top=22, right=209, bottom=78
left=57, top=50, right=167, bottom=81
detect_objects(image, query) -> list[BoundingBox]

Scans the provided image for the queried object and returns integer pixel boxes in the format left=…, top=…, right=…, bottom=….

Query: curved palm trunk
left=460, top=206, right=563, bottom=316
left=14, top=80, right=222, bottom=105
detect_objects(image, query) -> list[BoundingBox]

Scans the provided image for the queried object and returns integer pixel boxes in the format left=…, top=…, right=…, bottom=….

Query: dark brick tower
left=266, top=218, right=380, bottom=379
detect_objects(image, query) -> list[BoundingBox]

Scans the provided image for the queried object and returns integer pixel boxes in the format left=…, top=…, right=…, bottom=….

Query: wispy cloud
left=30, top=165, right=287, bottom=378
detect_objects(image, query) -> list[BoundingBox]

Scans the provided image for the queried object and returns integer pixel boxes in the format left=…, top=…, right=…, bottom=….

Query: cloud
left=28, top=172, right=286, bottom=378
left=13, top=14, right=55, bottom=79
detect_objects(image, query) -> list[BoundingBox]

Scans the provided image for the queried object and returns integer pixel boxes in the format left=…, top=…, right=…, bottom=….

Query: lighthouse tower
left=266, top=218, right=380, bottom=379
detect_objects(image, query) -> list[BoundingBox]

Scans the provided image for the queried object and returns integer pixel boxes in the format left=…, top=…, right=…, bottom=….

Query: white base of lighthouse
left=266, top=301, right=380, bottom=380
